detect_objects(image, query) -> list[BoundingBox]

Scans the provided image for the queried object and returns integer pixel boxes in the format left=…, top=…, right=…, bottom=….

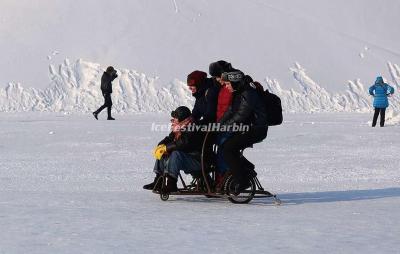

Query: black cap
left=209, top=60, right=233, bottom=77
left=171, top=106, right=192, bottom=122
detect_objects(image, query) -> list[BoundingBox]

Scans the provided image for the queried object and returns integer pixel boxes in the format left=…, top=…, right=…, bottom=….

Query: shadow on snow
left=167, top=187, right=400, bottom=206
left=276, top=187, right=400, bottom=205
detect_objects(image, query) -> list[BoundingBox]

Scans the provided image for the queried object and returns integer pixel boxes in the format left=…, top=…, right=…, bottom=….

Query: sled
left=152, top=132, right=281, bottom=205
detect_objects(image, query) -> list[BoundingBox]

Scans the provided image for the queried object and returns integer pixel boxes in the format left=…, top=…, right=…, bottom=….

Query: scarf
left=172, top=116, right=194, bottom=140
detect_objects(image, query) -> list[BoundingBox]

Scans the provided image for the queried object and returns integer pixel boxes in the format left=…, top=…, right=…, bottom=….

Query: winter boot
left=107, top=108, right=114, bottom=120
left=229, top=175, right=251, bottom=195
left=161, top=175, right=178, bottom=193
left=240, top=156, right=257, bottom=177
left=92, top=111, right=98, bottom=120
left=143, top=174, right=161, bottom=190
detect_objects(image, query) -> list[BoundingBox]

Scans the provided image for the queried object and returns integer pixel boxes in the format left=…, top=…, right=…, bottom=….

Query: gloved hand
left=153, top=144, right=167, bottom=160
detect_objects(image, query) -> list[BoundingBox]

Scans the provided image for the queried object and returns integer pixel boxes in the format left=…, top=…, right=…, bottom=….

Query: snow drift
left=266, top=62, right=400, bottom=113
left=0, top=59, right=193, bottom=113
left=0, top=59, right=399, bottom=119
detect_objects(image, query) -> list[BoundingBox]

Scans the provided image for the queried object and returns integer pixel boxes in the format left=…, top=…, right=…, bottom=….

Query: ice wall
left=1, top=59, right=399, bottom=117
left=0, top=59, right=194, bottom=113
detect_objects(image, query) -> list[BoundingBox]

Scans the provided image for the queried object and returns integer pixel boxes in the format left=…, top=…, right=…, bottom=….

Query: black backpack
left=247, top=78, right=283, bottom=126
left=263, top=89, right=283, bottom=126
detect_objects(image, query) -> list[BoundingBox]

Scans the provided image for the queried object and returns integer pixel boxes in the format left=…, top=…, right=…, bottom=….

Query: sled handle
left=201, top=131, right=212, bottom=194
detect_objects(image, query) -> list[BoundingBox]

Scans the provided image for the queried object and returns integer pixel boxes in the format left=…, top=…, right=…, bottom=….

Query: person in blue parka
left=368, top=76, right=395, bottom=127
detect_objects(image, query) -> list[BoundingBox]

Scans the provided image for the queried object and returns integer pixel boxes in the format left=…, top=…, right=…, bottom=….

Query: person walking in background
left=93, top=66, right=118, bottom=120
left=369, top=76, right=395, bottom=127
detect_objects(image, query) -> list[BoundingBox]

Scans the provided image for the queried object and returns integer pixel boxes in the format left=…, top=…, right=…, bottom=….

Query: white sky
left=1, top=0, right=400, bottom=90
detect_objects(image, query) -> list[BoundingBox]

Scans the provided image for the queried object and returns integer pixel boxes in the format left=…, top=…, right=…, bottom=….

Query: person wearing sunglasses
left=218, top=70, right=268, bottom=194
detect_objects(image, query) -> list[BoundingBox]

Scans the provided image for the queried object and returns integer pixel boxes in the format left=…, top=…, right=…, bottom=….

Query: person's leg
left=372, top=108, right=379, bottom=127
left=222, top=127, right=268, bottom=193
left=239, top=127, right=267, bottom=177
left=95, top=105, right=107, bottom=114
left=181, top=154, right=201, bottom=176
left=380, top=108, right=386, bottom=127
left=107, top=108, right=114, bottom=119
left=153, top=158, right=167, bottom=175
left=222, top=132, right=255, bottom=180
left=142, top=158, right=166, bottom=190
left=249, top=126, right=268, bottom=144
left=165, top=151, right=201, bottom=178
left=215, top=132, right=232, bottom=174
left=215, top=132, right=233, bottom=188
left=93, top=93, right=108, bottom=116
left=105, top=94, right=114, bottom=120
left=161, top=151, right=202, bottom=192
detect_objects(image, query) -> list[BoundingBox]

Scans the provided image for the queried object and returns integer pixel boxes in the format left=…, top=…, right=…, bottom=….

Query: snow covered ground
left=0, top=112, right=399, bottom=253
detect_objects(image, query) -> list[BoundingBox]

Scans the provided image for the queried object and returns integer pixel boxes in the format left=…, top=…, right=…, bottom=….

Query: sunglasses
left=221, top=71, right=243, bottom=82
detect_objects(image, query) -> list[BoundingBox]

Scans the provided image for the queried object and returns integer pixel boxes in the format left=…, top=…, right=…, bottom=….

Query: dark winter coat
left=101, top=71, right=118, bottom=94
left=192, top=78, right=219, bottom=125
left=158, top=127, right=205, bottom=161
left=219, top=82, right=268, bottom=127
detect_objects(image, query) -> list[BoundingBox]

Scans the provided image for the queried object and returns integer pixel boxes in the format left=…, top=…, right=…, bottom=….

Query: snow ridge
left=266, top=63, right=400, bottom=114
left=0, top=59, right=399, bottom=117
left=0, top=59, right=194, bottom=113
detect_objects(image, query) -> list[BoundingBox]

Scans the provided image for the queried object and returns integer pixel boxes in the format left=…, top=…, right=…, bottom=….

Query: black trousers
left=222, top=126, right=268, bottom=182
left=372, top=108, right=386, bottom=127
left=95, top=92, right=113, bottom=117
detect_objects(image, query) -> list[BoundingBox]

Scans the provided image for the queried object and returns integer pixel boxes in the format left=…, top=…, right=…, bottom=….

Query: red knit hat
left=187, top=70, right=207, bottom=87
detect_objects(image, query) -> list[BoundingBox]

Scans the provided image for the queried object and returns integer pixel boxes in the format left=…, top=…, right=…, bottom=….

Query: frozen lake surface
left=0, top=113, right=399, bottom=253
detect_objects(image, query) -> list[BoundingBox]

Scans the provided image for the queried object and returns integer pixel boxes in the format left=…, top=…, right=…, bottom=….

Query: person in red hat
left=187, top=70, right=219, bottom=125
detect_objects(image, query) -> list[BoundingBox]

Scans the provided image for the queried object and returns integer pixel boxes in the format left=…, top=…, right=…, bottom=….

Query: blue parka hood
left=375, top=76, right=384, bottom=84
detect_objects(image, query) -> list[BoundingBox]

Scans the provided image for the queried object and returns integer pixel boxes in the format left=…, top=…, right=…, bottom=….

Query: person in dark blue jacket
left=187, top=70, right=219, bottom=125
left=369, top=76, right=395, bottom=127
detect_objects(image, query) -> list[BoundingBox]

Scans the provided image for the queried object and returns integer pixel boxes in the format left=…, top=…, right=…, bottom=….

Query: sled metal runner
left=154, top=131, right=281, bottom=205
left=152, top=176, right=281, bottom=204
